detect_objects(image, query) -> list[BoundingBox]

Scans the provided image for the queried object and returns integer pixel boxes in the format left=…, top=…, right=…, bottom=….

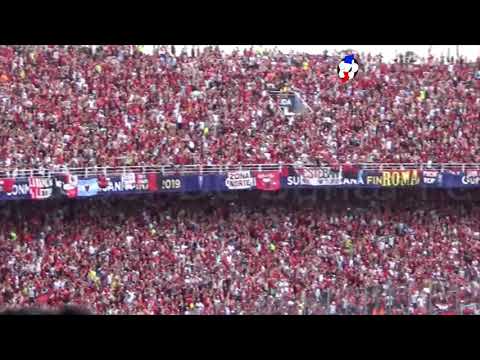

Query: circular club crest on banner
left=337, top=54, right=359, bottom=83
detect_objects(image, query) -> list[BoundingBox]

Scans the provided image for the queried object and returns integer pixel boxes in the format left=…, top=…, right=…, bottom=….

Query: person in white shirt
left=176, top=113, right=183, bottom=130
left=329, top=301, right=337, bottom=315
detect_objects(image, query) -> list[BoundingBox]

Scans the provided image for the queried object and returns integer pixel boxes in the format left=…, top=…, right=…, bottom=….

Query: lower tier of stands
left=0, top=190, right=479, bottom=314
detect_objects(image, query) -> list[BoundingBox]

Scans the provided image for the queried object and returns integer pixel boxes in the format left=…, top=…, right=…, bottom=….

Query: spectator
left=0, top=191, right=479, bottom=315
left=0, top=45, right=478, bottom=170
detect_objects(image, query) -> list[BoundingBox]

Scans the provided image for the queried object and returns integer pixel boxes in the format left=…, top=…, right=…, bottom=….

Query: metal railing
left=0, top=163, right=479, bottom=179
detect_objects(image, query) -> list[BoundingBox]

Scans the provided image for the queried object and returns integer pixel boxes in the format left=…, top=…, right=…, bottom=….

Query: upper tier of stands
left=0, top=45, right=478, bottom=171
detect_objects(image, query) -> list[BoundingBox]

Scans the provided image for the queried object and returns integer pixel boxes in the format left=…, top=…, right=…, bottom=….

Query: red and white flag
left=255, top=171, right=281, bottom=191
left=135, top=173, right=149, bottom=191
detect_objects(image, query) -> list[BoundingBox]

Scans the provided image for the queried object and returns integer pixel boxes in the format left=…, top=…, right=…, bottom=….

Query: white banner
left=423, top=170, right=440, bottom=185
left=296, top=168, right=341, bottom=186
left=28, top=177, right=53, bottom=200
left=121, top=173, right=136, bottom=191
left=225, top=171, right=256, bottom=190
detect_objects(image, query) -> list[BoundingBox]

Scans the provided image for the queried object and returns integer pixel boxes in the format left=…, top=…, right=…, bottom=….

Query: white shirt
left=35, top=261, right=42, bottom=274
left=126, top=291, right=135, bottom=304
left=329, top=304, right=336, bottom=314
left=417, top=296, right=425, bottom=308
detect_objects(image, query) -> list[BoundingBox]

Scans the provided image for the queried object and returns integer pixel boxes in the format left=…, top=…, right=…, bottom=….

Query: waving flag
left=53, top=174, right=78, bottom=198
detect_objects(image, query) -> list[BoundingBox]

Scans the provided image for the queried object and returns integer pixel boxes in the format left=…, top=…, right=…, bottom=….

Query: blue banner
left=282, top=167, right=343, bottom=189
left=199, top=174, right=230, bottom=192
left=442, top=171, right=480, bottom=188
left=360, top=170, right=421, bottom=188
left=158, top=175, right=200, bottom=192
left=0, top=178, right=31, bottom=200
left=78, top=178, right=99, bottom=197
left=1, top=168, right=480, bottom=201
left=421, top=170, right=443, bottom=187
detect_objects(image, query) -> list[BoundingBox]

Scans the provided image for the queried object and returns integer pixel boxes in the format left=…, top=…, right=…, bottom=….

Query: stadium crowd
left=1, top=192, right=480, bottom=315
left=0, top=45, right=479, bottom=169
left=0, top=45, right=479, bottom=316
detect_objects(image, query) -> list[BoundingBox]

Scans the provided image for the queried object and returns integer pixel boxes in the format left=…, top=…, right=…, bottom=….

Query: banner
left=0, top=178, right=30, bottom=200
left=255, top=171, right=281, bottom=191
left=135, top=173, right=150, bottom=191
left=279, top=94, right=296, bottom=114
left=121, top=173, right=136, bottom=191
left=99, top=176, right=127, bottom=193
left=53, top=174, right=78, bottom=198
left=290, top=167, right=342, bottom=186
left=146, top=174, right=187, bottom=193
left=422, top=170, right=442, bottom=186
left=225, top=171, right=256, bottom=190
left=269, top=91, right=297, bottom=114
left=462, top=170, right=480, bottom=186
left=158, top=176, right=183, bottom=192
left=362, top=170, right=421, bottom=188
left=28, top=177, right=53, bottom=200
left=78, top=178, right=99, bottom=197
left=1, top=168, right=480, bottom=201
left=284, top=173, right=364, bottom=188
left=200, top=174, right=230, bottom=192
left=442, top=171, right=480, bottom=188
left=96, top=175, right=151, bottom=194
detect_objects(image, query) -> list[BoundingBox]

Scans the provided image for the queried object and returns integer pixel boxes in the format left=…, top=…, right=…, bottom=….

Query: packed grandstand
left=0, top=45, right=479, bottom=315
